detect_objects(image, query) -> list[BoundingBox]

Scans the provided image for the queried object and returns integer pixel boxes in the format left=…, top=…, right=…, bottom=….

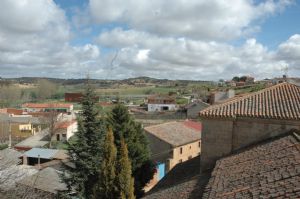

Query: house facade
left=53, top=120, right=77, bottom=141
left=147, top=95, right=177, bottom=112
left=199, top=82, right=300, bottom=171
left=144, top=121, right=201, bottom=173
left=208, top=89, right=235, bottom=104
left=0, top=114, right=42, bottom=141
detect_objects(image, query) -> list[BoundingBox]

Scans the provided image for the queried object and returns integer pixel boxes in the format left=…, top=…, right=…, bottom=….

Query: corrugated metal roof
left=24, top=148, right=59, bottom=159
left=15, top=129, right=49, bottom=149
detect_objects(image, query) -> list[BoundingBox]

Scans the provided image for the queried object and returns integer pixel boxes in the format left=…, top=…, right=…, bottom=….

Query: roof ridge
left=200, top=82, right=300, bottom=119
left=144, top=121, right=179, bottom=129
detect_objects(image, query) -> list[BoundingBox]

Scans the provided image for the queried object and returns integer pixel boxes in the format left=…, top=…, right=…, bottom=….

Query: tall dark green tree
left=107, top=104, right=155, bottom=198
left=63, top=82, right=104, bottom=199
left=116, top=138, right=135, bottom=199
left=96, top=128, right=117, bottom=199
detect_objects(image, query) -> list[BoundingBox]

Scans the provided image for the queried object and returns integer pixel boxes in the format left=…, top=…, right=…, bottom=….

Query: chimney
left=283, top=75, right=287, bottom=82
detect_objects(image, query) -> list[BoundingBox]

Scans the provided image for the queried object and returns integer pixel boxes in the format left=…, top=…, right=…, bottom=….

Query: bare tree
left=36, top=79, right=57, bottom=100
left=0, top=85, right=22, bottom=107
left=40, top=110, right=59, bottom=148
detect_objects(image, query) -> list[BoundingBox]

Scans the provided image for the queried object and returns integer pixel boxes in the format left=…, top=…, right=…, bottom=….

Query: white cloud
left=90, top=0, right=292, bottom=40
left=96, top=28, right=300, bottom=80
left=0, top=0, right=299, bottom=80
left=0, top=0, right=101, bottom=78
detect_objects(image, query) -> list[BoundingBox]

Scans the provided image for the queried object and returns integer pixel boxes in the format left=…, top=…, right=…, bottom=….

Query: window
left=180, top=147, right=183, bottom=154
left=178, top=159, right=182, bottom=163
left=198, top=141, right=201, bottom=148
left=189, top=146, right=192, bottom=150
left=62, top=134, right=67, bottom=138
left=188, top=155, right=192, bottom=160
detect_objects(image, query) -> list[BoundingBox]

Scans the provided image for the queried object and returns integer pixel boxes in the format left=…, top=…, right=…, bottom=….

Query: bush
left=0, top=144, right=8, bottom=150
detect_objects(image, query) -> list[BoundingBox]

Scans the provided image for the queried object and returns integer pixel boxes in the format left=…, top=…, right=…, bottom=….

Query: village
left=0, top=75, right=299, bottom=198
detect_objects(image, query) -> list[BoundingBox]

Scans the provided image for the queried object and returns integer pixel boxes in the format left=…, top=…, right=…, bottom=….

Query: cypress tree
left=63, top=82, right=104, bottom=199
left=107, top=104, right=155, bottom=197
left=96, top=128, right=117, bottom=199
left=116, top=138, right=135, bottom=199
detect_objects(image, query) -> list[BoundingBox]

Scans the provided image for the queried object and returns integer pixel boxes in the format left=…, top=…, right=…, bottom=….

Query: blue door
left=157, top=163, right=165, bottom=180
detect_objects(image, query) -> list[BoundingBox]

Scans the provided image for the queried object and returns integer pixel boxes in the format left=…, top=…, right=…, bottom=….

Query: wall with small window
left=168, top=140, right=201, bottom=170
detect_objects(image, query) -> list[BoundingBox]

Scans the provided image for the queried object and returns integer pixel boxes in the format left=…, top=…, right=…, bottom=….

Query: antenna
left=281, top=64, right=289, bottom=77
left=108, top=50, right=119, bottom=79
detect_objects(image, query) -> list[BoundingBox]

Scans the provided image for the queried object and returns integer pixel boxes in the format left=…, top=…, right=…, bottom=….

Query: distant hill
left=1, top=76, right=213, bottom=87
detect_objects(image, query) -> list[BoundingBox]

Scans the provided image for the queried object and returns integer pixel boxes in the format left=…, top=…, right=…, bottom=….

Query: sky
left=0, top=0, right=300, bottom=80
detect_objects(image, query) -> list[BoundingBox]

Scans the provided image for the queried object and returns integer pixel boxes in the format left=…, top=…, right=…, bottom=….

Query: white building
left=147, top=95, right=177, bottom=112
left=53, top=120, right=77, bottom=141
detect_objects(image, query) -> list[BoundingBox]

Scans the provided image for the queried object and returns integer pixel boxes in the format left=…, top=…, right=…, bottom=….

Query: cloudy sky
left=0, top=0, right=299, bottom=80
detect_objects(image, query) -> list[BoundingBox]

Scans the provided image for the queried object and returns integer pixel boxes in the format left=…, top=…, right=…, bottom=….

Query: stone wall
left=232, top=118, right=300, bottom=150
left=200, top=117, right=300, bottom=171
left=145, top=132, right=172, bottom=163
left=200, top=119, right=234, bottom=171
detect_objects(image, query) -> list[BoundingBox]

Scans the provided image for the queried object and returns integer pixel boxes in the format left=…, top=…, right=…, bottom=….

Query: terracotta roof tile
left=202, top=130, right=300, bottom=199
left=199, top=83, right=300, bottom=120
left=55, top=120, right=76, bottom=129
left=22, top=103, right=72, bottom=109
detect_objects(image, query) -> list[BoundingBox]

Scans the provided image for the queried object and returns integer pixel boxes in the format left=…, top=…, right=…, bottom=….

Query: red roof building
left=0, top=108, right=23, bottom=115
left=65, top=93, right=83, bottom=102
left=22, top=103, right=73, bottom=113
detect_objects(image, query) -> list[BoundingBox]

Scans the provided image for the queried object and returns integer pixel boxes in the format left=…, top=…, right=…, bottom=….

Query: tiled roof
left=148, top=94, right=175, bottom=101
left=0, top=108, right=23, bottom=115
left=144, top=166, right=210, bottom=199
left=202, top=130, right=300, bottom=199
left=183, top=120, right=202, bottom=131
left=143, top=176, right=202, bottom=199
left=0, top=114, right=42, bottom=124
left=17, top=167, right=67, bottom=193
left=55, top=120, right=77, bottom=129
left=22, top=103, right=72, bottom=109
left=144, top=121, right=201, bottom=147
left=185, top=100, right=210, bottom=109
left=199, top=82, right=300, bottom=120
left=149, top=156, right=200, bottom=193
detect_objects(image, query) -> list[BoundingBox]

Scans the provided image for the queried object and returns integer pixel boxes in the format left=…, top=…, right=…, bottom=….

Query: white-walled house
left=53, top=120, right=77, bottom=141
left=147, top=95, right=177, bottom=112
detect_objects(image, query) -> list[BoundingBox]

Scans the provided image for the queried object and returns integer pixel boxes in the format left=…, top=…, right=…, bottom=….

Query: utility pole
left=8, top=120, right=11, bottom=149
left=38, top=154, right=41, bottom=170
